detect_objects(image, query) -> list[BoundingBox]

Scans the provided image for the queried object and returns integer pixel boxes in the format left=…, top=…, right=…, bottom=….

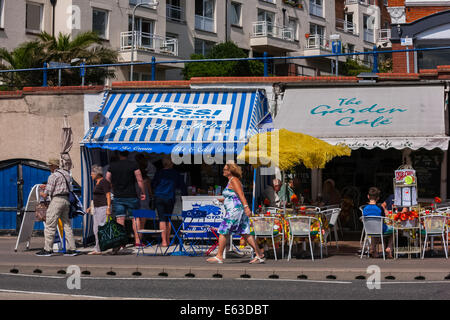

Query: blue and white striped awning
left=82, top=90, right=268, bottom=154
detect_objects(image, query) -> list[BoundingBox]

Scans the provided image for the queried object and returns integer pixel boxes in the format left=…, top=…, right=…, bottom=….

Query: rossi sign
left=122, top=102, right=233, bottom=121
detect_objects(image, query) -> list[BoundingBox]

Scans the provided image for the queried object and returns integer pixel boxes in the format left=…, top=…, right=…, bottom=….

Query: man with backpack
left=36, top=158, right=77, bottom=256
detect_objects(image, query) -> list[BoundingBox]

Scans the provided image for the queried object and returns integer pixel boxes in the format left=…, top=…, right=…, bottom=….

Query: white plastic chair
left=286, top=216, right=324, bottom=261
left=359, top=205, right=367, bottom=245
left=322, top=208, right=341, bottom=248
left=360, top=216, right=393, bottom=260
left=250, top=216, right=284, bottom=260
left=421, top=215, right=448, bottom=259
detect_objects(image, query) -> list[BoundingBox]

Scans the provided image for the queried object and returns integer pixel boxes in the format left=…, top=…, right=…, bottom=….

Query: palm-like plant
left=0, top=31, right=118, bottom=88
left=0, top=41, right=46, bottom=88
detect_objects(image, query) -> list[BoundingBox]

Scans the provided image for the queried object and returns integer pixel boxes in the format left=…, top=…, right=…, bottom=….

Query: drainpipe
left=225, top=0, right=228, bottom=42
left=50, top=0, right=57, bottom=37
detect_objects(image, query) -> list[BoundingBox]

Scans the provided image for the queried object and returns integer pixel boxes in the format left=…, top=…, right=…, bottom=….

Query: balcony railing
left=335, top=19, right=358, bottom=35
left=166, top=4, right=184, bottom=22
left=305, top=34, right=328, bottom=50
left=363, top=29, right=374, bottom=43
left=309, top=1, right=323, bottom=17
left=378, top=28, right=391, bottom=42
left=345, top=0, right=369, bottom=4
left=120, top=31, right=178, bottom=56
left=252, top=21, right=294, bottom=41
left=195, top=15, right=215, bottom=33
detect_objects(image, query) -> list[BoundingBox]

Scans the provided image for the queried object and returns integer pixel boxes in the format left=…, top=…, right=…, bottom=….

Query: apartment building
left=0, top=0, right=391, bottom=81
left=387, top=0, right=450, bottom=73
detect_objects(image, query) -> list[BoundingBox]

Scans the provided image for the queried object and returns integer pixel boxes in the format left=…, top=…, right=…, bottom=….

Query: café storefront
left=79, top=89, right=270, bottom=245
left=274, top=83, right=450, bottom=218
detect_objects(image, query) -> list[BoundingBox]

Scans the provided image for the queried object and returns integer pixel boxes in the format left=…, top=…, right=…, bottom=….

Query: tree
left=0, top=31, right=118, bottom=88
left=340, top=58, right=372, bottom=76
left=182, top=42, right=264, bottom=79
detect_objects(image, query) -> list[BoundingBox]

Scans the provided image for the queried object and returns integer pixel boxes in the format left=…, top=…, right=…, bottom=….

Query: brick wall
left=388, top=0, right=405, bottom=6
left=392, top=42, right=415, bottom=73
left=406, top=6, right=450, bottom=22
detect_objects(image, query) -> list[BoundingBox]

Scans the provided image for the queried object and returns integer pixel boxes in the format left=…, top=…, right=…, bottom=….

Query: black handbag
left=98, top=217, right=129, bottom=252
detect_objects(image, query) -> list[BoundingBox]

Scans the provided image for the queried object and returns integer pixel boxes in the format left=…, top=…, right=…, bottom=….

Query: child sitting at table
left=363, top=187, right=394, bottom=259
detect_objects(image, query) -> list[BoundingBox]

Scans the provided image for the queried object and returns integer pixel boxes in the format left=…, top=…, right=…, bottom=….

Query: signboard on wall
left=275, top=85, right=446, bottom=139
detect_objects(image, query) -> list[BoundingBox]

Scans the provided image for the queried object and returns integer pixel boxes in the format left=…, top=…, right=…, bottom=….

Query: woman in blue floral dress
left=206, top=161, right=265, bottom=264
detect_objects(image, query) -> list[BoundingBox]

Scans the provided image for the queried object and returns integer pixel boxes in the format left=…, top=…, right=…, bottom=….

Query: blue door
left=0, top=160, right=83, bottom=231
left=0, top=165, right=18, bottom=230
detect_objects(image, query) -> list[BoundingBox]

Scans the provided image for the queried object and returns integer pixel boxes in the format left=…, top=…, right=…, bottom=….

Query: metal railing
left=345, top=0, right=369, bottom=4
left=2, top=46, right=450, bottom=87
left=335, top=19, right=359, bottom=35
left=195, top=15, right=215, bottom=33
left=166, top=4, right=184, bottom=22
left=309, top=1, right=323, bottom=17
left=120, top=31, right=178, bottom=56
left=305, top=34, right=329, bottom=50
left=252, top=21, right=294, bottom=41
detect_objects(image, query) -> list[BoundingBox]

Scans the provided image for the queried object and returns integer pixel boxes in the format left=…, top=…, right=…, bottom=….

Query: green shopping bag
left=98, top=217, right=128, bottom=252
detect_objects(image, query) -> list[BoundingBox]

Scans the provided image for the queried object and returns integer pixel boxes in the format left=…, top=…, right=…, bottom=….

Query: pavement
left=2, top=235, right=449, bottom=282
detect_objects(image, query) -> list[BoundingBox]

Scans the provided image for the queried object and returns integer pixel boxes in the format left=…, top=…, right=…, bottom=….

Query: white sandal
left=249, top=255, right=265, bottom=264
left=207, top=256, right=224, bottom=264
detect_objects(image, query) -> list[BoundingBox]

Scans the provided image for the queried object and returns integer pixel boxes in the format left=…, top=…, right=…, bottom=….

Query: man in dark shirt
left=152, top=156, right=186, bottom=247
left=106, top=151, right=146, bottom=248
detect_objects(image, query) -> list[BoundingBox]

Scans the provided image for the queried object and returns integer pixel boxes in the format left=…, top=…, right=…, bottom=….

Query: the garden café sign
left=274, top=85, right=448, bottom=150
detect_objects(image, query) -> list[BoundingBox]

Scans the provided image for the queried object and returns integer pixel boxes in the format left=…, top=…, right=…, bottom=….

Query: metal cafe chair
left=250, top=216, right=284, bottom=260
left=360, top=216, right=394, bottom=261
left=179, top=209, right=210, bottom=256
left=322, top=208, right=341, bottom=248
left=132, top=209, right=164, bottom=256
left=421, top=214, right=448, bottom=259
left=286, top=216, right=324, bottom=261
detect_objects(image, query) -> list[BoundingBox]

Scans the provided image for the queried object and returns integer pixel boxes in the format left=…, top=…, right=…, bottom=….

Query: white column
left=441, top=150, right=448, bottom=201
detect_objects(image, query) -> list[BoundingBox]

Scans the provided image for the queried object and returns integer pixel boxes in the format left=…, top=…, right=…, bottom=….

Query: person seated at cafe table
left=262, top=178, right=282, bottom=207
left=363, top=187, right=394, bottom=259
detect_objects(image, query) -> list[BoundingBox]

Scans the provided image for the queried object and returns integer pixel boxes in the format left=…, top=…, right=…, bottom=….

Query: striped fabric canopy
left=82, top=90, right=268, bottom=154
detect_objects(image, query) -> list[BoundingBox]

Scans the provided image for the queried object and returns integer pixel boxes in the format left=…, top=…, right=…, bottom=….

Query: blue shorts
left=154, top=197, right=175, bottom=222
left=113, top=198, right=139, bottom=218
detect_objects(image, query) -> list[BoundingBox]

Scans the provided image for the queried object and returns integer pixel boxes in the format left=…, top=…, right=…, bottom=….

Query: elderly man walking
left=36, top=158, right=77, bottom=256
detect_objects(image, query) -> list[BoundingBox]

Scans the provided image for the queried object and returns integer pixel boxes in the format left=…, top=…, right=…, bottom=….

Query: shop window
left=417, top=43, right=450, bottom=70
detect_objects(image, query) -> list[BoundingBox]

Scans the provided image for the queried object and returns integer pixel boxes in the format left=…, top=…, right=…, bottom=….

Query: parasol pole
left=252, top=168, right=256, bottom=214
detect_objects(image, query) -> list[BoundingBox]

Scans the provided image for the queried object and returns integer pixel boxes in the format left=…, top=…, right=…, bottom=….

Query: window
left=0, top=0, right=4, bottom=28
left=309, top=23, right=325, bottom=47
left=194, top=38, right=215, bottom=56
left=130, top=0, right=157, bottom=5
left=129, top=16, right=155, bottom=48
left=230, top=2, right=242, bottom=27
left=309, top=0, right=323, bottom=17
left=257, top=9, right=275, bottom=35
left=288, top=17, right=298, bottom=41
left=93, top=9, right=109, bottom=39
left=167, top=0, right=183, bottom=22
left=195, top=0, right=215, bottom=32
left=363, top=15, right=374, bottom=43
left=26, top=2, right=43, bottom=33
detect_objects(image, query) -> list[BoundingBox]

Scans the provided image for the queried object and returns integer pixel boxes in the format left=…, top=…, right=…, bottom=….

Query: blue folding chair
left=179, top=209, right=211, bottom=256
left=132, top=209, right=164, bottom=256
